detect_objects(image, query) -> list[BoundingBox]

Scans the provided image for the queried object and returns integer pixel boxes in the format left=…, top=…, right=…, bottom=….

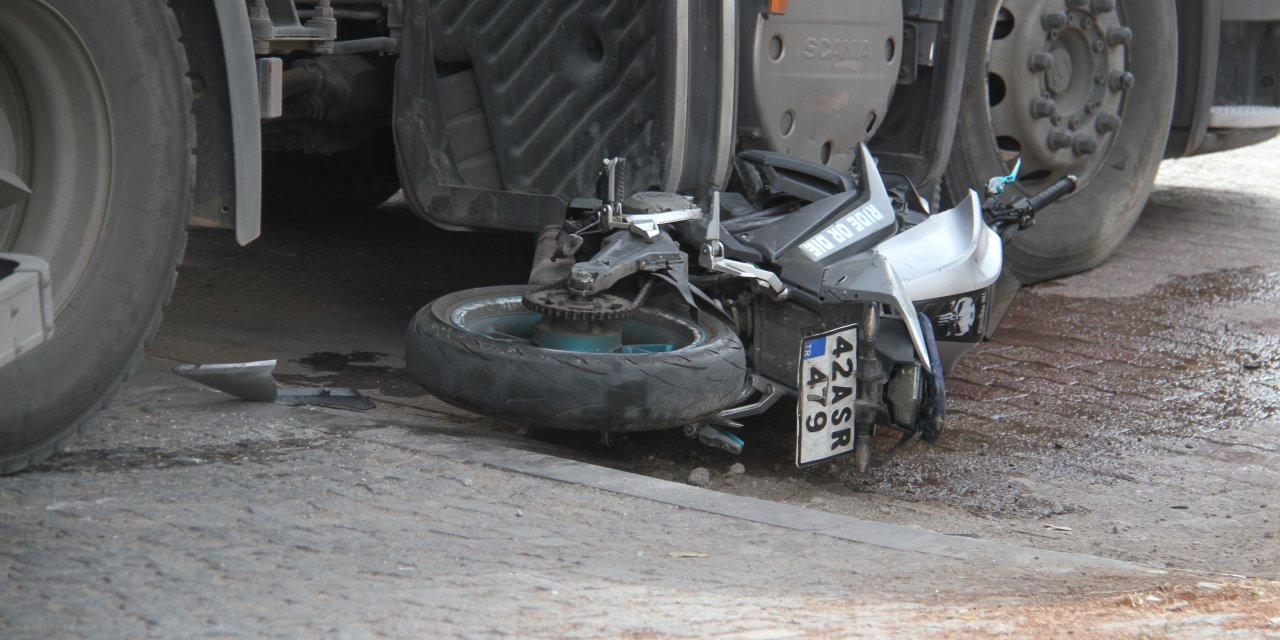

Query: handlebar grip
left=1023, top=175, right=1079, bottom=214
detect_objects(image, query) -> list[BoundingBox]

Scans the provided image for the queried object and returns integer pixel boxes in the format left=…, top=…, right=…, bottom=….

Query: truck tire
left=406, top=285, right=748, bottom=432
left=945, top=0, right=1177, bottom=283
left=0, top=0, right=193, bottom=472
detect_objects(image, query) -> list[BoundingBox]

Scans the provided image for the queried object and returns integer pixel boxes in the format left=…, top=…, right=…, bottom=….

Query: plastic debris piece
left=174, top=360, right=279, bottom=402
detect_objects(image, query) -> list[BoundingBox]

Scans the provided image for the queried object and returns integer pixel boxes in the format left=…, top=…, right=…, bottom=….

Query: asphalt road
left=3, top=140, right=1280, bottom=637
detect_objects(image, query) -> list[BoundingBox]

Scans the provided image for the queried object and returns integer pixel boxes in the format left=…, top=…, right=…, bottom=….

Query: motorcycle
left=405, top=147, right=1076, bottom=471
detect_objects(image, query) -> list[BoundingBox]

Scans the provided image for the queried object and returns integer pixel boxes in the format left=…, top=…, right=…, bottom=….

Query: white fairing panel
left=874, top=190, right=1002, bottom=302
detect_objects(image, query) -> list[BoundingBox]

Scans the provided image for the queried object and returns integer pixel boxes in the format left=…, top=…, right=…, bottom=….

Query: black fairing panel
left=730, top=148, right=898, bottom=298
left=427, top=0, right=670, bottom=199
left=744, top=190, right=895, bottom=265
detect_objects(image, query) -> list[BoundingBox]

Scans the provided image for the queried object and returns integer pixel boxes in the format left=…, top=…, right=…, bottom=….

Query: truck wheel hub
left=986, top=0, right=1131, bottom=186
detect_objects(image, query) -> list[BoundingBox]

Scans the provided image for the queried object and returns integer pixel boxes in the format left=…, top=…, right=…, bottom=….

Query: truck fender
left=173, top=0, right=262, bottom=245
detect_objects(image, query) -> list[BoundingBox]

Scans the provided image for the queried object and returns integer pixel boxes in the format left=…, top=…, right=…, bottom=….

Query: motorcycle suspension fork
left=854, top=304, right=887, bottom=473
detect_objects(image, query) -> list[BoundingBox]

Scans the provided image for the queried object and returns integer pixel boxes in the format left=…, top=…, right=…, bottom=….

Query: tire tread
left=0, top=0, right=193, bottom=474
left=406, top=286, right=749, bottom=432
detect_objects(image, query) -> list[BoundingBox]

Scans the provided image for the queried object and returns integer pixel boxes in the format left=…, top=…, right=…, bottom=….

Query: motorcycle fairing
left=742, top=146, right=1003, bottom=377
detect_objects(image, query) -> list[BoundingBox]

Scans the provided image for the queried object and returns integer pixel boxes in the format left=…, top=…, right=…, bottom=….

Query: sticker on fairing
left=916, top=287, right=992, bottom=343
left=796, top=324, right=859, bottom=466
left=797, top=203, right=888, bottom=260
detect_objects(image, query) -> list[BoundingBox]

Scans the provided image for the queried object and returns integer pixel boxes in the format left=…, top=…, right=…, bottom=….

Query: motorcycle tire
left=0, top=0, right=193, bottom=473
left=406, top=285, right=748, bottom=432
left=945, top=0, right=1177, bottom=284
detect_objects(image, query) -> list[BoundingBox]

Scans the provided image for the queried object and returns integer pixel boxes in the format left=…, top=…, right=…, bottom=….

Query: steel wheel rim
left=984, top=0, right=1131, bottom=189
left=446, top=294, right=707, bottom=354
left=0, top=0, right=111, bottom=313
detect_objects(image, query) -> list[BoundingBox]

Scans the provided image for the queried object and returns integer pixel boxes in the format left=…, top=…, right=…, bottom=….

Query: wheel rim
left=985, top=0, right=1130, bottom=187
left=0, top=0, right=111, bottom=313
left=447, top=294, right=707, bottom=354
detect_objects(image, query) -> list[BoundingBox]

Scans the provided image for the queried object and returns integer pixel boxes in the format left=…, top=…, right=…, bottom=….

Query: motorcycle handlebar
left=986, top=174, right=1080, bottom=243
left=1023, top=175, right=1079, bottom=215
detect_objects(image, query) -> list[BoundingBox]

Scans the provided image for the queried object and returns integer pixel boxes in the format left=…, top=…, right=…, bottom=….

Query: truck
left=2, top=0, right=1278, bottom=473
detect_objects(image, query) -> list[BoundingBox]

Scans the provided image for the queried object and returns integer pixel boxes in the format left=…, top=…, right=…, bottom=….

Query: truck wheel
left=406, top=285, right=748, bottom=432
left=0, top=0, right=192, bottom=472
left=263, top=128, right=401, bottom=217
left=945, top=0, right=1176, bottom=283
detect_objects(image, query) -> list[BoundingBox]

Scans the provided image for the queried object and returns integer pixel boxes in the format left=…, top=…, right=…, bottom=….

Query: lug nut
left=1096, top=112, right=1122, bottom=133
left=1048, top=129, right=1074, bottom=151
left=1029, top=52, right=1056, bottom=72
left=1031, top=97, right=1059, bottom=118
left=1106, top=26, right=1134, bottom=46
left=1042, top=11, right=1069, bottom=30
left=1091, top=0, right=1116, bottom=13
left=1072, top=134, right=1099, bottom=156
left=1108, top=70, right=1136, bottom=91
left=1093, top=39, right=1106, bottom=52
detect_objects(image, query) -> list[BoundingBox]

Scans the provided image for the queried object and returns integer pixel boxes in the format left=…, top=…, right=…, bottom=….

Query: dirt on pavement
left=16, top=139, right=1264, bottom=638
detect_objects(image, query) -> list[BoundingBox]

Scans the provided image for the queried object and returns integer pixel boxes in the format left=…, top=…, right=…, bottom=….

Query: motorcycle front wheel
left=405, top=285, right=748, bottom=431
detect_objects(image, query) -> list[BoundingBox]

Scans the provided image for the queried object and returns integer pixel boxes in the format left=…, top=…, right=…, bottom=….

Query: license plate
left=796, top=324, right=858, bottom=466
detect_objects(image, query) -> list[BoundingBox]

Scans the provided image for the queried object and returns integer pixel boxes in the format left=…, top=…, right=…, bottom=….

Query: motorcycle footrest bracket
left=712, top=374, right=783, bottom=427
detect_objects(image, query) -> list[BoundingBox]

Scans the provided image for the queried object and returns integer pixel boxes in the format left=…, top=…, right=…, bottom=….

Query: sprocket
left=522, top=281, right=648, bottom=322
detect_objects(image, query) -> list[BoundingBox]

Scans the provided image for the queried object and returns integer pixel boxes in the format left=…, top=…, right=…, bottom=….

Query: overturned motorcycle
left=405, top=147, right=1075, bottom=471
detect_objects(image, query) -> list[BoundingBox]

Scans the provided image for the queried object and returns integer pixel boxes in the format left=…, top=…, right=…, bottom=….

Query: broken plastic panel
left=173, top=359, right=374, bottom=410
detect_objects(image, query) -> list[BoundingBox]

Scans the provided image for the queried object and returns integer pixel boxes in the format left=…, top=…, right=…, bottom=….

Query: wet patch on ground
left=280, top=350, right=426, bottom=398
left=853, top=268, right=1277, bottom=508
left=298, top=350, right=387, bottom=369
